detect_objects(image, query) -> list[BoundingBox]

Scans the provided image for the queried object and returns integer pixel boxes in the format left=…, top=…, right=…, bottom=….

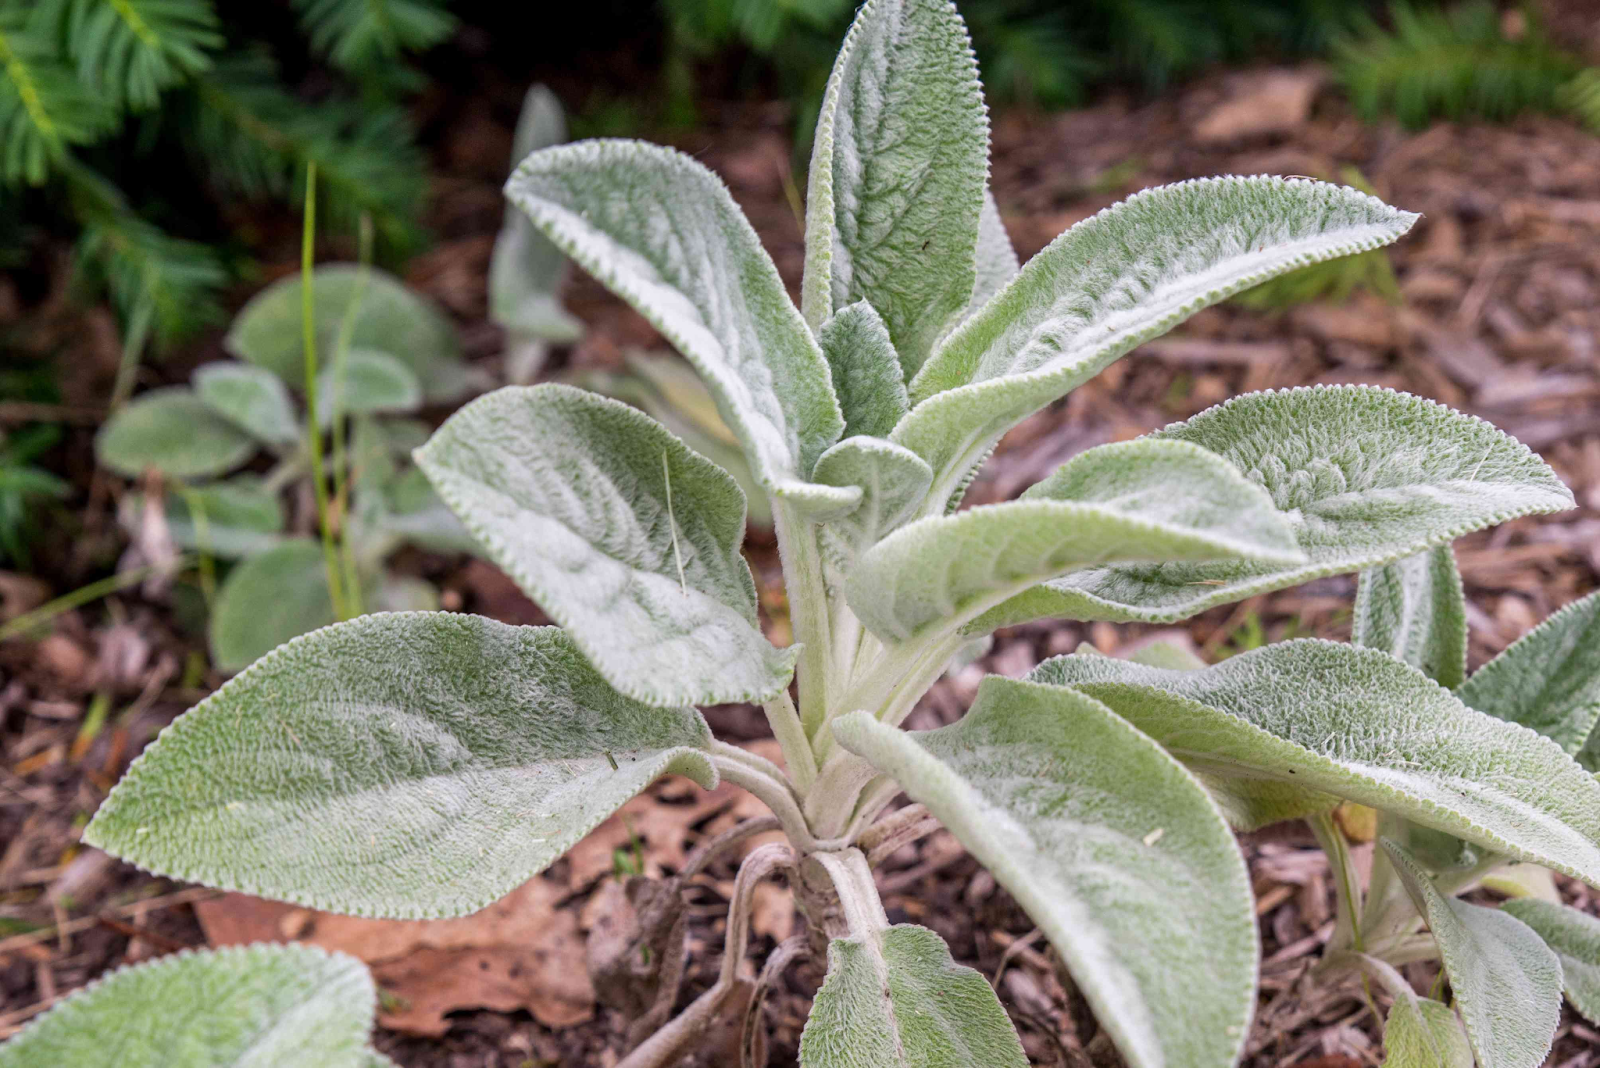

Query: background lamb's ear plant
left=568, top=349, right=774, bottom=528
left=491, top=83, right=584, bottom=384
left=93, top=264, right=482, bottom=671
left=226, top=264, right=480, bottom=403
left=0, top=942, right=388, bottom=1068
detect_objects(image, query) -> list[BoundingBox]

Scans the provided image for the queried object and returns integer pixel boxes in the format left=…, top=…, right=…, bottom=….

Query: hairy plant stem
left=762, top=689, right=816, bottom=792
left=708, top=744, right=840, bottom=854
left=261, top=451, right=309, bottom=495
left=1324, top=950, right=1416, bottom=1001
left=812, top=628, right=961, bottom=766
left=803, top=752, right=881, bottom=838
left=1309, top=811, right=1364, bottom=955
left=843, top=776, right=903, bottom=840
left=810, top=848, right=888, bottom=936
left=858, top=804, right=941, bottom=867
left=772, top=504, right=834, bottom=736
left=681, top=816, right=782, bottom=882
left=1310, top=811, right=1381, bottom=1020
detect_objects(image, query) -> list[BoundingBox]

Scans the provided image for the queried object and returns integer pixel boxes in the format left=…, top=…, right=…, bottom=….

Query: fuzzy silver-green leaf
left=415, top=384, right=795, bottom=707
left=833, top=678, right=1256, bottom=1068
left=818, top=302, right=909, bottom=440
left=504, top=140, right=852, bottom=512
left=317, top=349, right=423, bottom=424
left=162, top=475, right=285, bottom=560
left=491, top=84, right=583, bottom=344
left=1458, top=589, right=1600, bottom=761
left=0, top=943, right=374, bottom=1068
left=1503, top=897, right=1600, bottom=1027
left=800, top=0, right=988, bottom=373
left=225, top=265, right=473, bottom=403
left=194, top=362, right=301, bottom=446
left=1382, top=839, right=1561, bottom=1068
left=1032, top=640, right=1600, bottom=884
left=207, top=538, right=336, bottom=672
left=961, top=189, right=1019, bottom=325
left=981, top=387, right=1573, bottom=628
left=799, top=923, right=1027, bottom=1068
left=813, top=436, right=932, bottom=561
left=1383, top=995, right=1473, bottom=1068
left=1354, top=545, right=1467, bottom=689
left=85, top=613, right=718, bottom=918
left=850, top=438, right=1303, bottom=643
left=96, top=387, right=258, bottom=480
left=896, top=178, right=1418, bottom=497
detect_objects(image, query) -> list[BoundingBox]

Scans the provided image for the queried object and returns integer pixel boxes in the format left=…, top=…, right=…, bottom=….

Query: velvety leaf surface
left=851, top=438, right=1302, bottom=642
left=504, top=141, right=853, bottom=512
left=1353, top=546, right=1467, bottom=689
left=1384, top=995, right=1473, bottom=1068
left=317, top=349, right=424, bottom=423
left=983, top=387, right=1573, bottom=627
left=0, top=943, right=374, bottom=1068
left=96, top=387, right=258, bottom=480
left=813, top=436, right=932, bottom=561
left=1031, top=641, right=1600, bottom=884
left=86, top=613, right=718, bottom=918
left=225, top=266, right=471, bottom=403
left=1383, top=840, right=1561, bottom=1068
left=194, top=362, right=301, bottom=446
left=1503, top=898, right=1600, bottom=1026
left=897, top=178, right=1417, bottom=492
left=1458, top=590, right=1600, bottom=761
left=961, top=189, right=1019, bottom=324
left=833, top=677, right=1256, bottom=1068
left=818, top=302, right=909, bottom=440
left=800, top=0, right=987, bottom=373
left=491, top=84, right=583, bottom=343
left=207, top=539, right=336, bottom=672
left=415, top=384, right=795, bottom=707
left=798, top=924, right=1027, bottom=1068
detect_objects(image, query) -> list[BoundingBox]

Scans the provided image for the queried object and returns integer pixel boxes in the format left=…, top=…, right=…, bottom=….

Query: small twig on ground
left=95, top=916, right=188, bottom=955
left=990, top=927, right=1044, bottom=991
left=740, top=935, right=807, bottom=1068
left=0, top=886, right=222, bottom=957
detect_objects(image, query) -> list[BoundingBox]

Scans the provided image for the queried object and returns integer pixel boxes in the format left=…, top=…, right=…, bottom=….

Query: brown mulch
left=5, top=48, right=1600, bottom=1068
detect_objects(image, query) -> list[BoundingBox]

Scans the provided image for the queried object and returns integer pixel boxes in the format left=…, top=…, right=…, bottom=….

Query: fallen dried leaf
left=1193, top=68, right=1323, bottom=143
left=196, top=876, right=593, bottom=1036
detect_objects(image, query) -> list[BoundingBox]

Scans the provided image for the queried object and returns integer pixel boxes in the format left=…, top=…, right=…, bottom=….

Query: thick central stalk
left=772, top=504, right=835, bottom=738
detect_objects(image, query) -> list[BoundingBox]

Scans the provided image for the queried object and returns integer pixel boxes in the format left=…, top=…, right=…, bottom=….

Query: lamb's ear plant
left=96, top=264, right=480, bottom=671
left=0, top=942, right=391, bottom=1068
left=1273, top=546, right=1600, bottom=1068
left=571, top=348, right=774, bottom=528
left=79, top=1, right=1592, bottom=1064
left=490, top=83, right=583, bottom=384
